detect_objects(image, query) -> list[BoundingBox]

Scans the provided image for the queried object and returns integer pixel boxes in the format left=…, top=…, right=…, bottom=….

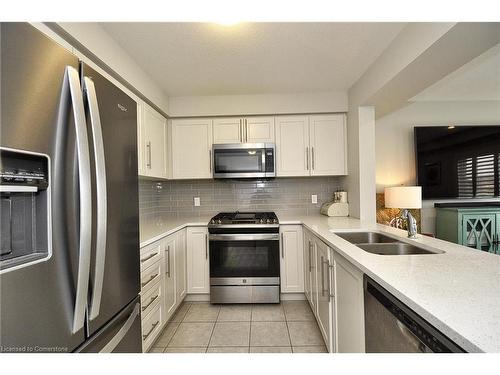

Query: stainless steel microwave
left=212, top=143, right=276, bottom=178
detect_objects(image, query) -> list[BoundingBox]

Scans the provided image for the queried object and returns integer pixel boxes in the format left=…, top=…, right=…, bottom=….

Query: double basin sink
left=333, top=232, right=444, bottom=255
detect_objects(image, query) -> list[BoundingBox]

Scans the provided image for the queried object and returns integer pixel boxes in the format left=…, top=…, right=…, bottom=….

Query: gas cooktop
left=209, top=211, right=279, bottom=226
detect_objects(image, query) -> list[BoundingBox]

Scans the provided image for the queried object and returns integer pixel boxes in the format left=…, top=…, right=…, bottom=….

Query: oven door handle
left=209, top=234, right=279, bottom=241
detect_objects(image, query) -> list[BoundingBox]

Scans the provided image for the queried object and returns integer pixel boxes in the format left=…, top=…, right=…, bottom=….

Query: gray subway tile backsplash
left=139, top=176, right=345, bottom=221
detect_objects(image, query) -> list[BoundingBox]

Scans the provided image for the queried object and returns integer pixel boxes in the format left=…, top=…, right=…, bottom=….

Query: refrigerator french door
left=0, top=23, right=141, bottom=352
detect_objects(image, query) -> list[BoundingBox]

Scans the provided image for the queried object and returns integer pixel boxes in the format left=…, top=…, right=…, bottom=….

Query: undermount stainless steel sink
left=357, top=243, right=444, bottom=255
left=333, top=231, right=444, bottom=255
left=334, top=231, right=399, bottom=244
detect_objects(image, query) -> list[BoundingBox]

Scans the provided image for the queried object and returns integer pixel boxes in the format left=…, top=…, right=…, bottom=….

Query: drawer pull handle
left=141, top=273, right=158, bottom=288
left=142, top=294, right=159, bottom=311
left=142, top=321, right=159, bottom=340
left=140, top=252, right=158, bottom=263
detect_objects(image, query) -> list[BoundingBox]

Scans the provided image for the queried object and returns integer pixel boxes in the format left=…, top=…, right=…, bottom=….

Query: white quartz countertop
left=140, top=214, right=500, bottom=353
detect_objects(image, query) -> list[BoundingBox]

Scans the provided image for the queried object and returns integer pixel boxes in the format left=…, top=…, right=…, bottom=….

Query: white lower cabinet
left=139, top=229, right=188, bottom=352
left=303, top=228, right=366, bottom=353
left=141, top=303, right=162, bottom=351
left=333, top=251, right=365, bottom=353
left=316, top=239, right=334, bottom=352
left=163, top=236, right=177, bottom=321
left=175, top=229, right=187, bottom=301
left=303, top=229, right=317, bottom=314
left=186, top=226, right=210, bottom=294
left=279, top=225, right=304, bottom=293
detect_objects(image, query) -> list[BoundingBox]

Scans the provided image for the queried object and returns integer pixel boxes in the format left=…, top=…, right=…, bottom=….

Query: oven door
left=213, top=143, right=275, bottom=178
left=209, top=233, right=280, bottom=285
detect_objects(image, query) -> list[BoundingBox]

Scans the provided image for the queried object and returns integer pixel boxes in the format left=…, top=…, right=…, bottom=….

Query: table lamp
left=384, top=186, right=422, bottom=238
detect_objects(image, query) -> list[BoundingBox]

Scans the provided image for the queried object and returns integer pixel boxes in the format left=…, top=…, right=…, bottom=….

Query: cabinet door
left=245, top=116, right=275, bottom=143
left=310, top=239, right=318, bottom=316
left=309, top=114, right=347, bottom=176
left=275, top=115, right=310, bottom=176
left=163, top=237, right=176, bottom=321
left=334, top=252, right=365, bottom=353
left=170, top=119, right=213, bottom=179
left=186, top=227, right=210, bottom=294
left=213, top=117, right=243, bottom=144
left=316, top=239, right=332, bottom=350
left=461, top=213, right=497, bottom=253
left=139, top=102, right=168, bottom=178
left=175, top=229, right=187, bottom=301
left=303, top=231, right=313, bottom=304
left=279, top=225, right=304, bottom=293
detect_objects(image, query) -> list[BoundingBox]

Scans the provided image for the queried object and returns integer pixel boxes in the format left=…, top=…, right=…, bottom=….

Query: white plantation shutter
left=457, top=153, right=499, bottom=198
left=475, top=154, right=495, bottom=197
left=457, top=157, right=473, bottom=198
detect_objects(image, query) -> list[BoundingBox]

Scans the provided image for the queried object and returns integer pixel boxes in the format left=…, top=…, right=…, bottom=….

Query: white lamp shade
left=384, top=186, right=422, bottom=209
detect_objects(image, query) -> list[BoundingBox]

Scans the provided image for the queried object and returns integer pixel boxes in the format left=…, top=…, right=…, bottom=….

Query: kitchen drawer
left=140, top=243, right=162, bottom=271
left=140, top=280, right=162, bottom=318
left=141, top=304, right=162, bottom=351
left=141, top=261, right=162, bottom=293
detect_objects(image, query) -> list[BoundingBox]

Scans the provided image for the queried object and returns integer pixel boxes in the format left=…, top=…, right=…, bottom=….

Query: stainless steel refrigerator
left=0, top=22, right=142, bottom=352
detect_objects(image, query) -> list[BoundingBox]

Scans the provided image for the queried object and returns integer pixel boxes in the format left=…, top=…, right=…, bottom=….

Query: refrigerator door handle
left=66, top=66, right=93, bottom=334
left=83, top=76, right=108, bottom=322
left=100, top=303, right=140, bottom=353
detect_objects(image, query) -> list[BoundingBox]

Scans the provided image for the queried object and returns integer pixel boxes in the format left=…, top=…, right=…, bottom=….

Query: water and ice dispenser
left=0, top=148, right=51, bottom=271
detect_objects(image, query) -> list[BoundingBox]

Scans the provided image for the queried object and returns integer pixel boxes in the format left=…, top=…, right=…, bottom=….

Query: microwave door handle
left=65, top=66, right=92, bottom=334
left=83, top=76, right=107, bottom=321
left=262, top=149, right=266, bottom=172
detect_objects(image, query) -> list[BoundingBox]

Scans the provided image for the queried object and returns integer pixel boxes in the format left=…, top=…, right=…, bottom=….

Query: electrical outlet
left=194, top=197, right=201, bottom=207
left=311, top=195, right=318, bottom=204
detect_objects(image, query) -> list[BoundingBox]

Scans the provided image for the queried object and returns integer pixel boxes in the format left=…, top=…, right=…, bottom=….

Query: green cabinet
left=436, top=207, right=500, bottom=254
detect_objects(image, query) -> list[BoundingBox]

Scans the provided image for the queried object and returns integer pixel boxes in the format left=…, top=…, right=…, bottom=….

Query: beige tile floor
left=149, top=300, right=328, bottom=353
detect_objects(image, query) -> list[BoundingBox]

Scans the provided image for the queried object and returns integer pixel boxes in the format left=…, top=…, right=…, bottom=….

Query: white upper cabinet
left=309, top=114, right=347, bottom=176
left=279, top=225, right=304, bottom=293
left=213, top=117, right=243, bottom=144
left=212, top=116, right=275, bottom=144
left=275, top=114, right=347, bottom=177
left=245, top=116, right=275, bottom=143
left=169, top=118, right=213, bottom=179
left=138, top=102, right=168, bottom=179
left=275, top=116, right=310, bottom=176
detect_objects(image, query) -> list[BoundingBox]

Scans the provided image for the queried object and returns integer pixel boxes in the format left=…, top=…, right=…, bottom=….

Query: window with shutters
left=457, top=153, right=499, bottom=197
left=457, top=158, right=473, bottom=198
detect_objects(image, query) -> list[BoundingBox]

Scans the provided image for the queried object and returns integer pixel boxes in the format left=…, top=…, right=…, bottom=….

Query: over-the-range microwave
left=212, top=143, right=276, bottom=178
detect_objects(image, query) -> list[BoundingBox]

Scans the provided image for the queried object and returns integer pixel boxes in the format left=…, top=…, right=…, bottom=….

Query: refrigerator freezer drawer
left=141, top=304, right=162, bottom=352
left=76, top=296, right=142, bottom=353
left=140, top=280, right=162, bottom=317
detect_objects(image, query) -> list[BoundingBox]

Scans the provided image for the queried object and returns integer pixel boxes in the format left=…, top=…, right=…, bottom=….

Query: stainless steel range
left=208, top=212, right=280, bottom=304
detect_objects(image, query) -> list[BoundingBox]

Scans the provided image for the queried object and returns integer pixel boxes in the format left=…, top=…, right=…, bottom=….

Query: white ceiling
left=99, top=22, right=406, bottom=96
left=412, top=42, right=500, bottom=102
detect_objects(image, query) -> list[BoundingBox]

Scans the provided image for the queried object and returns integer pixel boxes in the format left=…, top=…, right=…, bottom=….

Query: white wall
left=58, top=23, right=169, bottom=113
left=168, top=91, right=347, bottom=117
left=375, top=100, right=500, bottom=233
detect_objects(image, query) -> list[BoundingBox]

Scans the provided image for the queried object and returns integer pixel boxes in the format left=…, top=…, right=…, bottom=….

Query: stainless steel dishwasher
left=364, top=276, right=465, bottom=353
